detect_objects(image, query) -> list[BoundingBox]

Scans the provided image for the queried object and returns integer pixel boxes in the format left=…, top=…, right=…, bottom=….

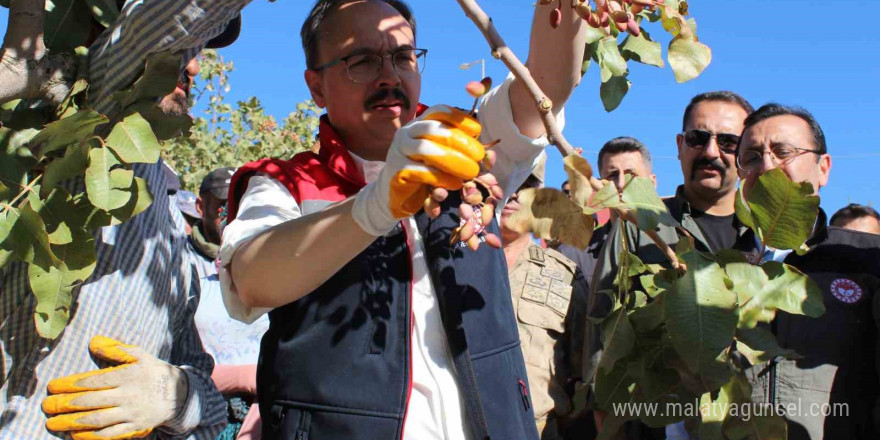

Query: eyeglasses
left=682, top=129, right=741, bottom=154
left=736, top=143, right=821, bottom=174
left=314, top=48, right=428, bottom=84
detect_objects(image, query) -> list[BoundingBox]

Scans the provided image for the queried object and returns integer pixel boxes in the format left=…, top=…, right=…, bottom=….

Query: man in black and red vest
left=217, top=1, right=587, bottom=439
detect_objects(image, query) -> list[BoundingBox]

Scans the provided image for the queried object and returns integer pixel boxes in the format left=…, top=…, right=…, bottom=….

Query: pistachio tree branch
left=454, top=0, right=604, bottom=195
left=0, top=0, right=74, bottom=106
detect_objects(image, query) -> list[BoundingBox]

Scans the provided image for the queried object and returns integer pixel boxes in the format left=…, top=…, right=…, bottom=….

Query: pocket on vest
left=263, top=400, right=403, bottom=440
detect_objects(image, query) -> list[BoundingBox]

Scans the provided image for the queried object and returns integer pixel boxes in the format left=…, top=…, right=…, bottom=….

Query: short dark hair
left=741, top=103, right=827, bottom=154
left=830, top=203, right=880, bottom=227
left=682, top=91, right=754, bottom=131
left=301, top=0, right=417, bottom=70
left=597, top=136, right=652, bottom=171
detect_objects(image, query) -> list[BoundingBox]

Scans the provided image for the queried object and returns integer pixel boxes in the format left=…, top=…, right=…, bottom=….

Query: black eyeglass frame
left=681, top=129, right=741, bottom=155
left=735, top=142, right=822, bottom=174
left=313, top=48, right=428, bottom=84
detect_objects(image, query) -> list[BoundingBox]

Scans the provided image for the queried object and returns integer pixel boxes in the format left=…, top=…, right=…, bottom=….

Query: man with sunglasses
left=584, top=92, right=757, bottom=439
left=218, top=1, right=587, bottom=439
left=737, top=104, right=880, bottom=440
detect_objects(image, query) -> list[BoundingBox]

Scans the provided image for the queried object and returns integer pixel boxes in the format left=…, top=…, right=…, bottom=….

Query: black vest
left=258, top=193, right=540, bottom=440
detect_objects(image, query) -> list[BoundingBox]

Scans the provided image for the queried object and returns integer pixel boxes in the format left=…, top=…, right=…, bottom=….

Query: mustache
left=364, top=87, right=411, bottom=112
left=690, top=157, right=726, bottom=180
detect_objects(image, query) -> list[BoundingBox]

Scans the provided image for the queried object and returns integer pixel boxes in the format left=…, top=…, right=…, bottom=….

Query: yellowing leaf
left=507, top=188, right=595, bottom=250
left=668, top=36, right=712, bottom=83
left=563, top=154, right=594, bottom=207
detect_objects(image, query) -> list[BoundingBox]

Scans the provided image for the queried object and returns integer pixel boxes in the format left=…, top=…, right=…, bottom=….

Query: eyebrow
left=342, top=44, right=416, bottom=58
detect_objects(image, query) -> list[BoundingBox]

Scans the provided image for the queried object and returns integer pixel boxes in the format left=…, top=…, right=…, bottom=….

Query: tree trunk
left=0, top=0, right=74, bottom=107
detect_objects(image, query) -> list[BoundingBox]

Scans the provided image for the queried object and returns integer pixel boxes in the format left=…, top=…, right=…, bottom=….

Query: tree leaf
left=734, top=188, right=757, bottom=235
left=51, top=229, right=97, bottom=281
left=109, top=177, right=154, bottom=222
left=600, top=74, right=631, bottom=112
left=599, top=306, right=636, bottom=373
left=44, top=0, right=93, bottom=52
left=126, top=101, right=194, bottom=141
left=563, top=154, right=594, bottom=207
left=735, top=326, right=799, bottom=365
left=621, top=30, right=664, bottom=68
left=665, top=250, right=738, bottom=376
left=668, top=36, right=712, bottom=83
left=30, top=110, right=108, bottom=157
left=113, top=51, right=181, bottom=109
left=106, top=113, right=161, bottom=164
left=597, top=36, right=628, bottom=78
left=620, top=175, right=677, bottom=231
left=41, top=143, right=90, bottom=197
left=630, top=293, right=665, bottom=333
left=584, top=182, right=623, bottom=215
left=84, top=0, right=119, bottom=28
left=760, top=261, right=825, bottom=317
left=27, top=188, right=72, bottom=246
left=507, top=188, right=596, bottom=250
left=595, top=361, right=636, bottom=412
left=720, top=374, right=789, bottom=440
left=85, top=147, right=132, bottom=211
left=743, top=168, right=819, bottom=254
left=29, top=263, right=75, bottom=339
left=7, top=203, right=61, bottom=270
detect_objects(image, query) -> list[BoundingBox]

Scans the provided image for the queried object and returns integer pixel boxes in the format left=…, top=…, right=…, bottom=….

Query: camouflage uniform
left=510, top=242, right=588, bottom=440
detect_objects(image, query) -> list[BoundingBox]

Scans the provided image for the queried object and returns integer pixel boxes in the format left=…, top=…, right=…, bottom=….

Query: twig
left=0, top=174, right=43, bottom=215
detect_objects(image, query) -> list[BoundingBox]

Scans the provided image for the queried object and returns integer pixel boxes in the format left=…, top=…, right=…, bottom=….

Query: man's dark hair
left=301, top=0, right=417, bottom=70
left=682, top=91, right=754, bottom=131
left=742, top=103, right=827, bottom=154
left=830, top=203, right=880, bottom=227
left=597, top=136, right=652, bottom=171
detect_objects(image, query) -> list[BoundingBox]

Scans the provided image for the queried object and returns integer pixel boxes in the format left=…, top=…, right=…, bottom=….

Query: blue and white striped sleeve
left=88, top=0, right=253, bottom=116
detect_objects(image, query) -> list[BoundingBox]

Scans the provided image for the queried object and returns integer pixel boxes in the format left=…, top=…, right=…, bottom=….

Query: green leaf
left=0, top=130, right=32, bottom=193
left=668, top=36, right=712, bottom=83
left=665, top=250, right=738, bottom=376
left=27, top=189, right=72, bottom=246
left=599, top=306, right=636, bottom=373
left=760, top=261, right=825, bottom=317
left=55, top=78, right=90, bottom=119
left=595, top=361, right=636, bottom=412
left=30, top=110, right=108, bottom=157
left=29, top=263, right=75, bottom=339
left=109, top=177, right=154, bottom=222
left=620, top=30, right=664, bottom=68
left=620, top=175, right=677, bottom=231
left=41, top=143, right=90, bottom=196
left=735, top=326, right=799, bottom=365
left=734, top=188, right=757, bottom=236
left=720, top=374, right=789, bottom=440
left=51, top=228, right=97, bottom=281
left=584, top=25, right=606, bottom=44
left=84, top=0, right=119, bottom=27
left=597, top=37, right=628, bottom=78
left=743, top=168, right=820, bottom=254
left=7, top=202, right=61, bottom=270
left=584, top=181, right=622, bottom=214
left=85, top=147, right=133, bottom=211
left=44, top=0, right=93, bottom=52
left=125, top=101, right=194, bottom=141
left=113, top=51, right=181, bottom=109
left=600, top=74, right=631, bottom=112
left=106, top=113, right=161, bottom=164
left=629, top=294, right=665, bottom=333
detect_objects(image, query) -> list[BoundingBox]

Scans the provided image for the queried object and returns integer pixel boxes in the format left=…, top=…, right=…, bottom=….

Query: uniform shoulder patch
left=543, top=247, right=577, bottom=274
left=830, top=278, right=863, bottom=304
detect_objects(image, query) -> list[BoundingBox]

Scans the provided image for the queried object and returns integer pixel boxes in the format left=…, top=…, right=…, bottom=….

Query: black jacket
left=746, top=209, right=880, bottom=440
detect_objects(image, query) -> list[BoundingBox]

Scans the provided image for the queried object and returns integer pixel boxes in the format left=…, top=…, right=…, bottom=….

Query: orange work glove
left=352, top=105, right=485, bottom=235
left=42, top=336, right=189, bottom=440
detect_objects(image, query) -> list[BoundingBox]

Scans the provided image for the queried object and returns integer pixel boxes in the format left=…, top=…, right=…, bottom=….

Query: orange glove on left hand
left=42, top=336, right=189, bottom=440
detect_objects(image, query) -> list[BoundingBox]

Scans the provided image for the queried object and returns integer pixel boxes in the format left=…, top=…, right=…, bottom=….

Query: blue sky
left=2, top=1, right=879, bottom=216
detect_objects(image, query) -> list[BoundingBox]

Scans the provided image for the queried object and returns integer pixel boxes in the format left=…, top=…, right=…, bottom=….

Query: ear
left=195, top=196, right=205, bottom=218
left=818, top=153, right=832, bottom=188
left=676, top=133, right=684, bottom=160
left=304, top=69, right=327, bottom=108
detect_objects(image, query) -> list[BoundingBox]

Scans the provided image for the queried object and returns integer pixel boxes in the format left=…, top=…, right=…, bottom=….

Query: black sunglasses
left=682, top=129, right=740, bottom=154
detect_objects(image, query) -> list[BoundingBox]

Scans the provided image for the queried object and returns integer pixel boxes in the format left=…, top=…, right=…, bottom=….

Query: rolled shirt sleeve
left=219, top=174, right=301, bottom=323
left=477, top=72, right=566, bottom=199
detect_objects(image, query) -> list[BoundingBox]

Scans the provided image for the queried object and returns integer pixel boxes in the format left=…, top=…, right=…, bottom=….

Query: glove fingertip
left=89, top=336, right=139, bottom=364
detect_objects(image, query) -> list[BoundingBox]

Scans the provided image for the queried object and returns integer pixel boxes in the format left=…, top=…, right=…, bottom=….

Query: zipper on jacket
left=518, top=378, right=532, bottom=411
